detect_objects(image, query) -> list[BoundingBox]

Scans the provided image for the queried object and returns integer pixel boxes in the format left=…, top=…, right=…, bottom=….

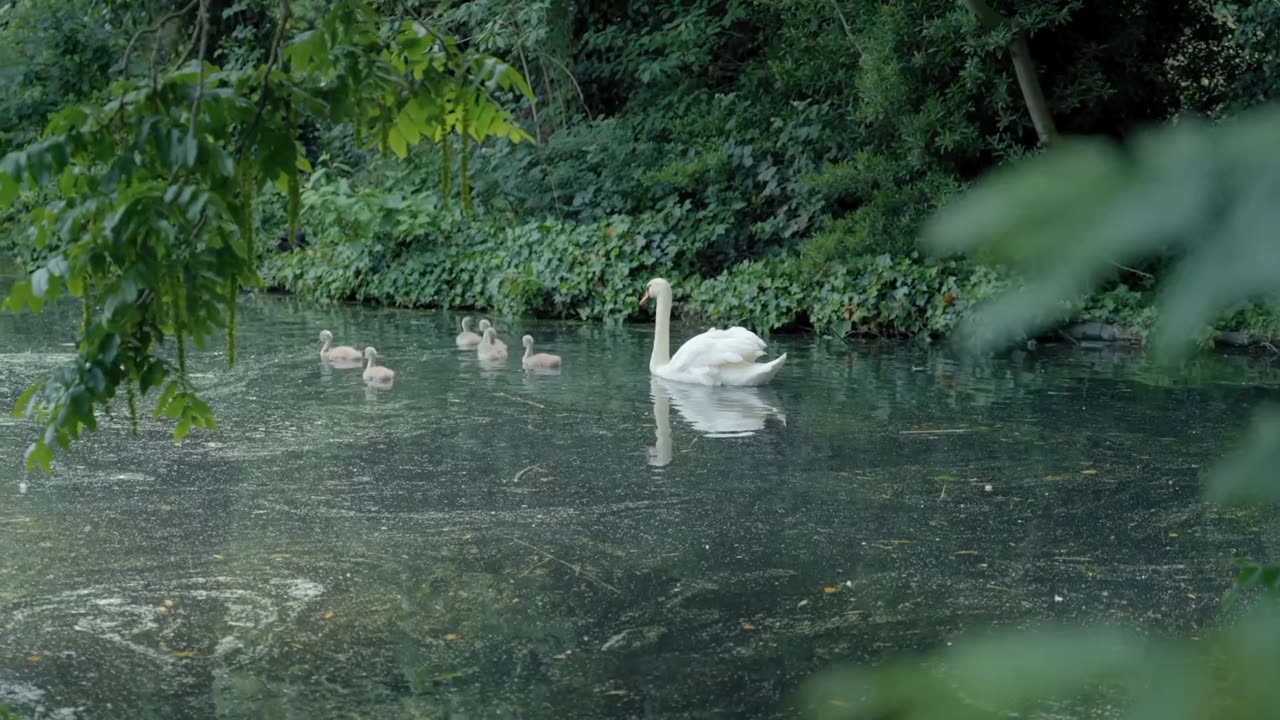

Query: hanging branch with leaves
left=0, top=0, right=534, bottom=472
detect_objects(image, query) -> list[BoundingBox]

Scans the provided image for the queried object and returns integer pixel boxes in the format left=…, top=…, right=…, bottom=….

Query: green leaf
left=387, top=125, right=409, bottom=158
left=395, top=109, right=422, bottom=147
left=0, top=171, right=19, bottom=206
left=13, top=383, right=40, bottom=419
left=4, top=280, right=32, bottom=313
left=139, top=362, right=168, bottom=395
left=186, top=395, right=213, bottom=421
left=24, top=439, right=53, bottom=473
left=1205, top=405, right=1280, bottom=505
left=286, top=29, right=329, bottom=71
left=184, top=132, right=198, bottom=167
left=153, top=381, right=180, bottom=418
left=209, top=143, right=235, bottom=177
left=31, top=268, right=50, bottom=298
left=174, top=415, right=193, bottom=441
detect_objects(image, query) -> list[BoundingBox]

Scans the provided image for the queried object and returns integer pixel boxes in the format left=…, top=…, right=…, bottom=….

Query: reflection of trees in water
left=798, top=340, right=1275, bottom=458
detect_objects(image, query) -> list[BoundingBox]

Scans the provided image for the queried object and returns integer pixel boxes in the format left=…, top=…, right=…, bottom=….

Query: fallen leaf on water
left=742, top=623, right=758, bottom=630
left=26, top=655, right=43, bottom=662
left=1081, top=469, right=1100, bottom=475
left=163, top=599, right=175, bottom=608
left=444, top=633, right=462, bottom=641
left=323, top=611, right=335, bottom=620
left=1188, top=593, right=1198, bottom=599
left=171, top=650, right=198, bottom=657
left=823, top=586, right=841, bottom=594
left=1169, top=532, right=1180, bottom=537
left=154, top=606, right=169, bottom=615
left=211, top=554, right=224, bottom=560
left=1046, top=474, right=1067, bottom=480
left=553, top=652, right=570, bottom=660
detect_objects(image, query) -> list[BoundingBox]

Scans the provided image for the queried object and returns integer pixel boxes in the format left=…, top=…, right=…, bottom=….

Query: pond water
left=1, top=293, right=1278, bottom=719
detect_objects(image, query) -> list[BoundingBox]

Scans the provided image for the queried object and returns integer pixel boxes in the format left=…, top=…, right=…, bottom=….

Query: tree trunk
left=960, top=0, right=1058, bottom=146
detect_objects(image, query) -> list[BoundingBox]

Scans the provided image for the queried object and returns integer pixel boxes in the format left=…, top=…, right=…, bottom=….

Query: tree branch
left=960, top=0, right=1058, bottom=146
left=541, top=52, right=592, bottom=121
left=189, top=0, right=210, bottom=139
left=119, top=0, right=198, bottom=78
left=235, top=0, right=291, bottom=160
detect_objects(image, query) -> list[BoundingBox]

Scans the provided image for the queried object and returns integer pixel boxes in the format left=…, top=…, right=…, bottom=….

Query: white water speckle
left=0, top=680, right=46, bottom=704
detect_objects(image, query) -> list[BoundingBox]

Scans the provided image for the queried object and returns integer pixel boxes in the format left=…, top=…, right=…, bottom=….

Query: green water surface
left=0, top=295, right=1276, bottom=719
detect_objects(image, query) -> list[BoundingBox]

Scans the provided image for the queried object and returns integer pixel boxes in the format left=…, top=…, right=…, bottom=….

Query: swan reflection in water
left=647, top=377, right=786, bottom=467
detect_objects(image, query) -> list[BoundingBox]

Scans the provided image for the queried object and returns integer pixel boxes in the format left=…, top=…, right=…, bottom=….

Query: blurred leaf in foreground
left=922, top=103, right=1280, bottom=358
left=800, top=605, right=1280, bottom=719
left=1206, top=406, right=1280, bottom=506
left=922, top=101, right=1280, bottom=509
left=801, top=102, right=1280, bottom=720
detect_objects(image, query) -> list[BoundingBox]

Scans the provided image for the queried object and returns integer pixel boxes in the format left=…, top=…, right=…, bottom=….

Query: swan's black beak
left=640, top=290, right=651, bottom=306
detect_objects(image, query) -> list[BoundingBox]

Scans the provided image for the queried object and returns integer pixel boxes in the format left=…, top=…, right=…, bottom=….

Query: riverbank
left=3, top=203, right=1276, bottom=350
left=258, top=214, right=1280, bottom=350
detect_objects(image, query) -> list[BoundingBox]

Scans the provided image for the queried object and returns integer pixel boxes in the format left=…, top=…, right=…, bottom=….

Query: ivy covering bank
left=258, top=176, right=1280, bottom=346
left=258, top=177, right=1004, bottom=337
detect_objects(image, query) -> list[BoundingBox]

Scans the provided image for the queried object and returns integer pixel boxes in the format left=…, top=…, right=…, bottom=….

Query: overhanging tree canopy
left=0, top=0, right=534, bottom=471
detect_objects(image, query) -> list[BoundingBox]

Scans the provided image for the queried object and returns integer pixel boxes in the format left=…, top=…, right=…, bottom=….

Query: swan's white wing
left=666, top=326, right=768, bottom=375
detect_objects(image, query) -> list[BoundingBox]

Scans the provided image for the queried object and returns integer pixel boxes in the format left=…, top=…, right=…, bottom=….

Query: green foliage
left=0, top=0, right=532, bottom=471
left=1078, top=284, right=1159, bottom=337
left=690, top=252, right=1008, bottom=338
left=1228, top=559, right=1280, bottom=606
left=0, top=0, right=125, bottom=147
left=265, top=175, right=705, bottom=321
left=316, top=0, right=1259, bottom=284
left=1215, top=0, right=1280, bottom=115
left=266, top=164, right=1016, bottom=337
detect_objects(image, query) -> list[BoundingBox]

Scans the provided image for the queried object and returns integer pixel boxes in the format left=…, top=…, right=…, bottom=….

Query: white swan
left=320, top=329, right=363, bottom=364
left=478, top=319, right=493, bottom=333
left=521, top=335, right=561, bottom=370
left=641, top=278, right=787, bottom=386
left=456, top=317, right=482, bottom=348
left=477, top=327, right=508, bottom=361
left=362, top=347, right=395, bottom=385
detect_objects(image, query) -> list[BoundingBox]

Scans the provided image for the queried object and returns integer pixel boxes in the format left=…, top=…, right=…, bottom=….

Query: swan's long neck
left=365, top=353, right=374, bottom=369
left=650, top=289, right=672, bottom=370
left=523, top=343, right=533, bottom=359
left=321, top=337, right=332, bottom=353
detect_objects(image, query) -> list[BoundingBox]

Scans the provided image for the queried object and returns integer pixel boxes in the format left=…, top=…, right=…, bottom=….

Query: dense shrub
left=263, top=167, right=1018, bottom=336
